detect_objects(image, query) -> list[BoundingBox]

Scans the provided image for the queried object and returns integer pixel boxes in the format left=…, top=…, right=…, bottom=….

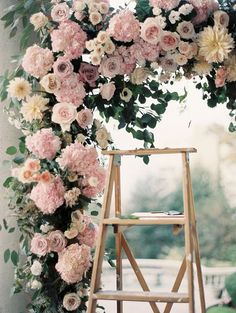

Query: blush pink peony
left=108, top=10, right=140, bottom=42
left=55, top=243, right=91, bottom=284
left=26, top=128, right=61, bottom=160
left=22, top=44, right=54, bottom=78
left=30, top=233, right=50, bottom=256
left=30, top=176, right=65, bottom=215
left=188, top=0, right=219, bottom=24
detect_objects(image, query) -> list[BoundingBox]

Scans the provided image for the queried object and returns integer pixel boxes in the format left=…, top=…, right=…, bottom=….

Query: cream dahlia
left=198, top=26, right=234, bottom=63
left=7, top=78, right=32, bottom=101
left=193, top=59, right=213, bottom=75
left=20, top=95, right=49, bottom=122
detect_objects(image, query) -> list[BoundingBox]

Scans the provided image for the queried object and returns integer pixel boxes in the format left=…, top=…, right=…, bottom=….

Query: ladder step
left=93, top=291, right=189, bottom=303
left=103, top=218, right=186, bottom=225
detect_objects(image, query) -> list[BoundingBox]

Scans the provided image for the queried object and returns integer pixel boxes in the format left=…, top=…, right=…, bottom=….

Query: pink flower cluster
left=188, top=0, right=219, bottom=24
left=130, top=39, right=160, bottom=62
left=55, top=244, right=91, bottom=284
left=54, top=73, right=86, bottom=106
left=26, top=128, right=61, bottom=160
left=22, top=44, right=54, bottom=78
left=30, top=231, right=67, bottom=257
left=77, top=215, right=98, bottom=248
left=108, top=10, right=140, bottom=43
left=82, top=166, right=106, bottom=198
left=149, top=0, right=181, bottom=10
left=51, top=21, right=87, bottom=59
left=30, top=176, right=65, bottom=214
left=215, top=66, right=228, bottom=88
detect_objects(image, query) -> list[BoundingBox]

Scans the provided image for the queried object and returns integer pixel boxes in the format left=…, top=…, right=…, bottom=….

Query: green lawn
left=207, top=307, right=236, bottom=313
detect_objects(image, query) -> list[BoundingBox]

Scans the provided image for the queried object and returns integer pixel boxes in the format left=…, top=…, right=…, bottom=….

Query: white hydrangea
left=179, top=4, right=194, bottom=15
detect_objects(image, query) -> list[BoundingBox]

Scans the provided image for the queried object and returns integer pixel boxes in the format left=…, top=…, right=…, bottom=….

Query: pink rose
left=215, top=66, right=228, bottom=88
left=51, top=3, right=71, bottom=22
left=48, top=230, right=67, bottom=253
left=160, top=31, right=180, bottom=51
left=53, top=57, right=74, bottom=78
left=52, top=102, right=77, bottom=132
left=214, top=10, right=229, bottom=28
left=149, top=0, right=180, bottom=10
left=176, top=21, right=195, bottom=40
left=77, top=216, right=98, bottom=248
left=99, top=56, right=122, bottom=78
left=76, top=109, right=93, bottom=129
left=140, top=18, right=162, bottom=45
left=100, top=82, right=116, bottom=101
left=31, top=233, right=49, bottom=256
left=79, top=63, right=99, bottom=87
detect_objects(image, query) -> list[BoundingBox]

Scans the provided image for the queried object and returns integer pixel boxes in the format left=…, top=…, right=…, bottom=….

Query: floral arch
left=1, top=0, right=236, bottom=311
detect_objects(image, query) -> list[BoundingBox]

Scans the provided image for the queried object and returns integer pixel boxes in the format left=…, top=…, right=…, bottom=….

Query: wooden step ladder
left=87, top=148, right=206, bottom=313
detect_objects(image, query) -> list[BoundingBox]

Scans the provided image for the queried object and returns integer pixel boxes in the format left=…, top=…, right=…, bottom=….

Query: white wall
left=0, top=1, right=27, bottom=312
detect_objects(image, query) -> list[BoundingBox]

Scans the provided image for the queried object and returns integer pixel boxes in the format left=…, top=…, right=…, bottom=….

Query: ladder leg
left=87, top=156, right=116, bottom=313
left=114, top=164, right=123, bottom=313
left=187, top=166, right=206, bottom=313
left=182, top=152, right=195, bottom=313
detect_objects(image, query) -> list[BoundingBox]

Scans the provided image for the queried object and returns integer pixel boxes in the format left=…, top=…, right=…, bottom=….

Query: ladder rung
left=102, top=148, right=197, bottom=156
left=93, top=291, right=189, bottom=303
left=103, top=218, right=186, bottom=225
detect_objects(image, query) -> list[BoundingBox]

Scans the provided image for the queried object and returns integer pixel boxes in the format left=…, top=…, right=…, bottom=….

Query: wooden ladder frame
left=87, top=148, right=206, bottom=313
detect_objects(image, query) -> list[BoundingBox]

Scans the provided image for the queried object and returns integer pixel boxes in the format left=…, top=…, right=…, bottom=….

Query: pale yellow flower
left=96, top=127, right=111, bottom=149
left=7, top=77, right=32, bottom=101
left=193, top=59, right=213, bottom=76
left=20, top=95, right=49, bottom=122
left=198, top=26, right=234, bottom=63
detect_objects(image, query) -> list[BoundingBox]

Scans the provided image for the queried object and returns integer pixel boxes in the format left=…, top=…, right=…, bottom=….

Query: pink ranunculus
left=53, top=57, right=74, bottom=78
left=77, top=216, right=98, bottom=248
left=215, top=66, right=228, bottom=88
left=79, top=63, right=99, bottom=87
left=99, top=56, right=122, bottom=78
left=56, top=244, right=91, bottom=284
left=56, top=142, right=99, bottom=175
left=22, top=44, right=54, bottom=78
left=76, top=109, right=93, bottom=129
left=48, top=230, right=67, bottom=253
left=108, top=10, right=140, bottom=42
left=51, top=21, right=87, bottom=59
left=30, top=233, right=50, bottom=256
left=52, top=102, right=77, bottom=132
left=100, top=82, right=116, bottom=101
left=26, top=128, right=61, bottom=160
left=54, top=73, right=86, bottom=106
left=149, top=0, right=181, bottom=10
left=160, top=31, right=180, bottom=51
left=188, top=0, right=219, bottom=24
left=140, top=18, right=163, bottom=45
left=51, top=2, right=71, bottom=22
left=30, top=176, right=65, bottom=215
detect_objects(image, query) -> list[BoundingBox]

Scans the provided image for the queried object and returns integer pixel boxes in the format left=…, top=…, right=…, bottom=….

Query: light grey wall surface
left=0, top=1, right=27, bottom=312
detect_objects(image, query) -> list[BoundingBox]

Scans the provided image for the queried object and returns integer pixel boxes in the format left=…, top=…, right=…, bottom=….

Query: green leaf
left=8, top=227, right=15, bottom=233
left=19, top=141, right=26, bottom=154
left=143, top=155, right=150, bottom=165
left=11, top=250, right=19, bottom=266
left=0, top=224, right=2, bottom=231
left=149, top=80, right=159, bottom=91
left=135, top=0, right=152, bottom=22
left=9, top=26, right=17, bottom=38
left=3, top=177, right=14, bottom=188
left=91, top=211, right=99, bottom=216
left=6, top=146, right=17, bottom=155
left=4, top=249, right=10, bottom=263
left=141, top=114, right=157, bottom=129
left=3, top=219, right=8, bottom=230
left=13, top=155, right=25, bottom=165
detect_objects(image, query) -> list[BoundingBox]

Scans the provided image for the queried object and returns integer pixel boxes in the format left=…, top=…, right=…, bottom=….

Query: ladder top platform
left=102, top=148, right=197, bottom=156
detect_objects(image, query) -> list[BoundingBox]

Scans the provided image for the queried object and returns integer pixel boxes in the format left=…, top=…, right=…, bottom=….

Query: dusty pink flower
left=77, top=216, right=98, bottom=248
left=140, top=17, right=162, bottom=45
left=130, top=39, right=160, bottom=62
left=26, top=128, right=61, bottom=160
left=48, top=230, right=67, bottom=253
left=79, top=63, right=99, bottom=87
left=108, top=10, right=140, bottom=42
left=76, top=109, right=93, bottom=129
left=56, top=244, right=91, bottom=284
left=177, top=21, right=195, bottom=39
left=30, top=176, right=65, bottom=215
left=149, top=0, right=180, bottom=10
left=53, top=57, right=74, bottom=78
left=100, top=82, right=116, bottom=101
left=215, top=66, right=228, bottom=88
left=51, top=21, right=87, bottom=59
left=160, top=56, right=178, bottom=72
left=31, top=233, right=49, bottom=256
left=188, top=0, right=219, bottom=24
left=57, top=142, right=99, bottom=175
left=22, top=44, right=54, bottom=78
left=99, top=56, right=123, bottom=78
left=82, top=165, right=106, bottom=198
left=160, top=31, right=180, bottom=51
left=52, top=102, right=77, bottom=132
left=55, top=73, right=86, bottom=106
left=51, top=2, right=71, bottom=22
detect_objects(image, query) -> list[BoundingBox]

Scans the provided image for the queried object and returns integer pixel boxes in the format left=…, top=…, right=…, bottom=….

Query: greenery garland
left=1, top=0, right=236, bottom=312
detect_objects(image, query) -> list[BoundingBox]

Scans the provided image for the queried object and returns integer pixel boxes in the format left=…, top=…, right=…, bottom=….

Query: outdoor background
left=0, top=0, right=236, bottom=312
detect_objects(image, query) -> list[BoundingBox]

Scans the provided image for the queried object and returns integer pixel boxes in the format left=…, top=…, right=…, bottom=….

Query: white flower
left=90, top=52, right=102, bottom=65
left=89, top=11, right=102, bottom=25
left=7, top=78, right=32, bottom=101
left=30, top=261, right=43, bottom=276
left=179, top=4, right=194, bottom=15
left=40, top=74, right=61, bottom=94
left=63, top=293, right=81, bottom=311
left=104, top=39, right=116, bottom=54
left=20, top=95, right=49, bottom=122
left=30, top=12, right=48, bottom=30
left=86, top=39, right=96, bottom=52
left=98, top=2, right=109, bottom=14
left=120, top=88, right=133, bottom=102
left=64, top=228, right=79, bottom=239
left=64, top=188, right=81, bottom=207
left=152, top=7, right=162, bottom=16
left=130, top=68, right=150, bottom=85
left=31, top=280, right=42, bottom=290
left=193, top=59, right=213, bottom=75
left=177, top=21, right=195, bottom=39
left=174, top=53, right=188, bottom=65
left=77, top=134, right=86, bottom=144
left=88, top=176, right=99, bottom=187
left=51, top=102, right=77, bottom=132
left=155, top=15, right=167, bottom=29
left=97, top=31, right=109, bottom=44
left=169, top=11, right=180, bottom=24
left=73, top=0, right=86, bottom=11
left=40, top=223, right=54, bottom=234
left=96, top=127, right=111, bottom=149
